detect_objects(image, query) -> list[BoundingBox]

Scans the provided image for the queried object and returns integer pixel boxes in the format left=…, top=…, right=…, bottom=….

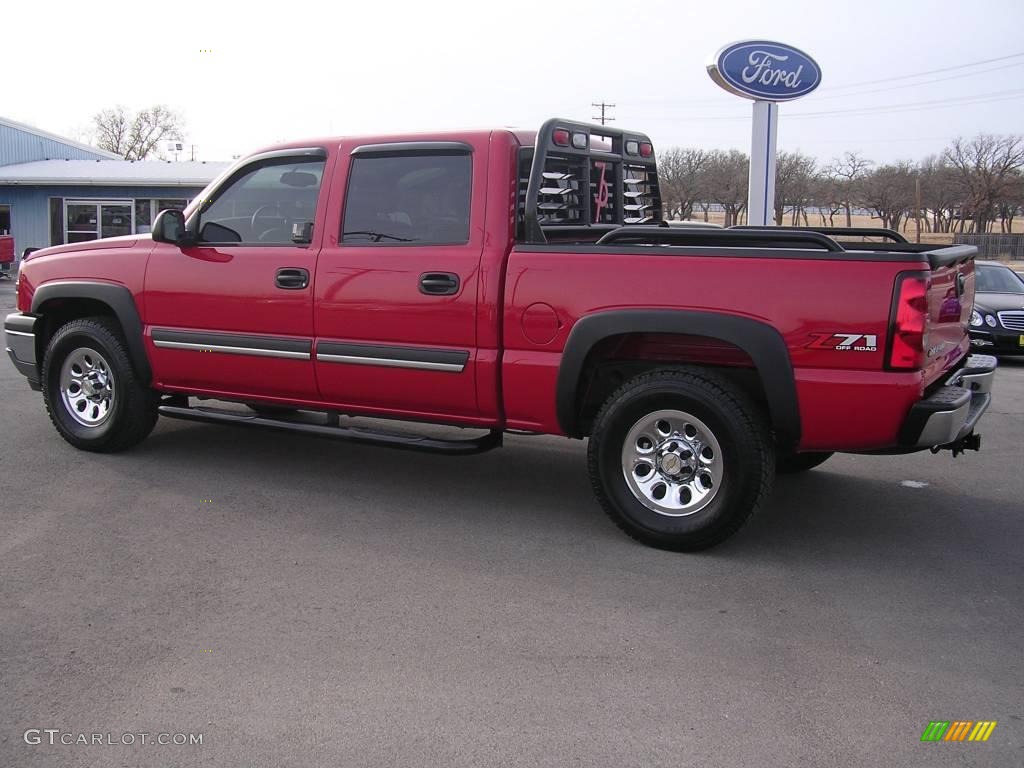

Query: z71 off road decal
left=806, top=333, right=878, bottom=352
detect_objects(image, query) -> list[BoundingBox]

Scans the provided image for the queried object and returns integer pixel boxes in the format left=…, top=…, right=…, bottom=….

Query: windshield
left=976, top=265, right=1024, bottom=294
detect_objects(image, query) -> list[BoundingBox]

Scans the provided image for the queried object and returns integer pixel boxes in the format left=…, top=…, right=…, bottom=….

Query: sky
left=4, top=0, right=1023, bottom=166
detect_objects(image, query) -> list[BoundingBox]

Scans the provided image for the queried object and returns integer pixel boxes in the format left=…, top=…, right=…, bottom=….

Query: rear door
left=312, top=139, right=487, bottom=420
left=144, top=148, right=330, bottom=402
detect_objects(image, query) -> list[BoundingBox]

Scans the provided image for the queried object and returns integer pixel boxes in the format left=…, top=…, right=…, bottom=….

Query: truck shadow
left=729, top=466, right=1021, bottom=571
left=138, top=420, right=604, bottom=535
left=126, top=419, right=1018, bottom=572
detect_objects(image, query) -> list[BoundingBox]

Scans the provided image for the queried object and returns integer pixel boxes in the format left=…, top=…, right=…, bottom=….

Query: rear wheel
left=42, top=317, right=159, bottom=452
left=776, top=451, right=833, bottom=474
left=587, top=368, right=774, bottom=551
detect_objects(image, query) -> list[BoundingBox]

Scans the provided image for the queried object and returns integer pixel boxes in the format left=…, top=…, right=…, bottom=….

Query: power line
left=787, top=87, right=1024, bottom=119
left=592, top=102, right=615, bottom=125
left=640, top=87, right=1024, bottom=122
left=824, top=51, right=1024, bottom=91
left=795, top=61, right=1024, bottom=101
left=622, top=51, right=1024, bottom=110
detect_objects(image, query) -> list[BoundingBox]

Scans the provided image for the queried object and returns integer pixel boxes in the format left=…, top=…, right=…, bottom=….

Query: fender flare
left=556, top=309, right=800, bottom=444
left=31, top=280, right=152, bottom=384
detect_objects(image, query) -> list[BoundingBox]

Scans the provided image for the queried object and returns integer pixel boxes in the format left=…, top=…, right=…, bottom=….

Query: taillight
left=888, top=273, right=929, bottom=370
left=552, top=129, right=570, bottom=147
left=639, top=142, right=653, bottom=157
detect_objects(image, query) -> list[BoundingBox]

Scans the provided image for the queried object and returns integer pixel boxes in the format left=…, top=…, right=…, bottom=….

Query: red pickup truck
left=4, top=118, right=996, bottom=551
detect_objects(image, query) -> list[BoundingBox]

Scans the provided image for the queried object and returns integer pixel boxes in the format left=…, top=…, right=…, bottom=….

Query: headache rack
left=520, top=118, right=663, bottom=244
left=518, top=130, right=969, bottom=264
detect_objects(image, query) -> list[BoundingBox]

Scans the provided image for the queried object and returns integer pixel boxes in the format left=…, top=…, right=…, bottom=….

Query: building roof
left=0, top=158, right=232, bottom=187
left=0, top=115, right=122, bottom=162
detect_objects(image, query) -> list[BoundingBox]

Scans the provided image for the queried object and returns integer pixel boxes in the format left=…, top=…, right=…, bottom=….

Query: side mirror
left=152, top=209, right=194, bottom=246
left=291, top=221, right=314, bottom=244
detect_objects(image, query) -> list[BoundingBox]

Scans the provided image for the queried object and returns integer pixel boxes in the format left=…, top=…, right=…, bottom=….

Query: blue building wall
left=0, top=185, right=207, bottom=255
left=0, top=121, right=115, bottom=166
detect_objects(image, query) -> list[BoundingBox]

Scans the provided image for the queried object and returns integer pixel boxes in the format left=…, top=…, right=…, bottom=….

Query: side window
left=342, top=153, right=471, bottom=245
left=198, top=158, right=326, bottom=245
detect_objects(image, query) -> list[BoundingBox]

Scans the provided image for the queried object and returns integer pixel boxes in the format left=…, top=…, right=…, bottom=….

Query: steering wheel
left=250, top=204, right=289, bottom=242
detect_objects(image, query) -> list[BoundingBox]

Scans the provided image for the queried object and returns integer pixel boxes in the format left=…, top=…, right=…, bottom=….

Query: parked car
left=4, top=118, right=996, bottom=551
left=969, top=260, right=1024, bottom=356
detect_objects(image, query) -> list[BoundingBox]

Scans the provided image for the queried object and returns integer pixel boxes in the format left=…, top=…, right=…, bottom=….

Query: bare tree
left=808, top=174, right=844, bottom=226
left=774, top=151, right=817, bottom=225
left=944, top=134, right=1024, bottom=233
left=93, top=105, right=185, bottom=161
left=658, top=148, right=710, bottom=221
left=824, top=151, right=873, bottom=227
left=918, top=155, right=959, bottom=233
left=997, top=171, right=1023, bottom=233
left=703, top=150, right=749, bottom=227
left=653, top=134, right=1023, bottom=236
left=859, top=162, right=917, bottom=231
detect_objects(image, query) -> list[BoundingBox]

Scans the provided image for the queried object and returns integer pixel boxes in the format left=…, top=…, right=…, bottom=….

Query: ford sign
left=707, top=40, right=821, bottom=101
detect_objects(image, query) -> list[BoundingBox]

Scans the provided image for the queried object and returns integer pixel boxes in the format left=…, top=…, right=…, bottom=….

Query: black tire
left=587, top=368, right=774, bottom=552
left=776, top=451, right=833, bottom=474
left=41, top=316, right=159, bottom=452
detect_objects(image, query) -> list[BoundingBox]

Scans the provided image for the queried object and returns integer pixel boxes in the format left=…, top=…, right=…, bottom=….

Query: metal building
left=0, top=116, right=229, bottom=258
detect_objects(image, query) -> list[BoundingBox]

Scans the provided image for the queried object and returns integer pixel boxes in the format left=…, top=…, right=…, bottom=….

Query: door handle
left=276, top=267, right=309, bottom=290
left=419, top=272, right=459, bottom=296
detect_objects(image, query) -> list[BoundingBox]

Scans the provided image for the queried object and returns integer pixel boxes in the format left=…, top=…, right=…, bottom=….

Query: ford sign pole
left=748, top=102, right=780, bottom=227
left=707, top=41, right=822, bottom=227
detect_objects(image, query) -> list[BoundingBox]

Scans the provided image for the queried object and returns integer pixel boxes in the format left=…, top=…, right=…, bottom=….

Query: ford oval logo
left=708, top=40, right=822, bottom=101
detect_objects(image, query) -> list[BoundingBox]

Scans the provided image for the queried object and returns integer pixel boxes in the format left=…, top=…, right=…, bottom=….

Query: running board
left=157, top=405, right=503, bottom=455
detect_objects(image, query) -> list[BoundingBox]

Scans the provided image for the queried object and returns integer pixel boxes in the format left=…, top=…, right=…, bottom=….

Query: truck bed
left=504, top=225, right=975, bottom=451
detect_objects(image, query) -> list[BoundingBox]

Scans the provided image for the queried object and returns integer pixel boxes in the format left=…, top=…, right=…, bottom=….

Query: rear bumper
left=4, top=312, right=41, bottom=391
left=898, top=354, right=996, bottom=448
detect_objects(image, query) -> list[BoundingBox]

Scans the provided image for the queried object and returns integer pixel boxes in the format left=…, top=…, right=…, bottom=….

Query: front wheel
left=587, top=369, right=775, bottom=552
left=42, top=317, right=159, bottom=452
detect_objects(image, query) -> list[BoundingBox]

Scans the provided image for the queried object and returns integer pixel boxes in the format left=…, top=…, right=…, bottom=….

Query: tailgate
left=922, top=246, right=976, bottom=388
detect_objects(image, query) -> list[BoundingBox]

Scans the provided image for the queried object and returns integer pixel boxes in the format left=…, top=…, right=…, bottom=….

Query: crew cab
left=4, top=118, right=996, bottom=551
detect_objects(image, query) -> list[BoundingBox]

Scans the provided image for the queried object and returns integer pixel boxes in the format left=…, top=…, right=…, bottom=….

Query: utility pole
left=591, top=102, right=615, bottom=125
left=915, top=176, right=922, bottom=244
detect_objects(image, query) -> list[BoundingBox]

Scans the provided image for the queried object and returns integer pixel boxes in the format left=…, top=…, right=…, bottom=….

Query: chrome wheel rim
left=621, top=409, right=723, bottom=517
left=60, top=347, right=115, bottom=427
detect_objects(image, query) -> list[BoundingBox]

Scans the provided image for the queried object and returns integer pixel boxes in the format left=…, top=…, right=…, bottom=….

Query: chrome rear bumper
left=899, top=354, right=997, bottom=449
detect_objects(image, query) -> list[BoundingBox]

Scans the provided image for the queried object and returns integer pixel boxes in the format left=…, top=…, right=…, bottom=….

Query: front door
left=144, top=149, right=330, bottom=403
left=313, top=141, right=486, bottom=420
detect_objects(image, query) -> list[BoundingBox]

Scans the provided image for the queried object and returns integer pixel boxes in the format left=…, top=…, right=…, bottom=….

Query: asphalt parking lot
left=1, top=278, right=1022, bottom=767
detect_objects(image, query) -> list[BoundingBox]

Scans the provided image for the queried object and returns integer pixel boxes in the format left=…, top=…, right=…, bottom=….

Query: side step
left=157, top=404, right=503, bottom=455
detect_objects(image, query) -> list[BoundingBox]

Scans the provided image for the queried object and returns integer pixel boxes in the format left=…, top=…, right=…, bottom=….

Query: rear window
left=341, top=153, right=471, bottom=245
